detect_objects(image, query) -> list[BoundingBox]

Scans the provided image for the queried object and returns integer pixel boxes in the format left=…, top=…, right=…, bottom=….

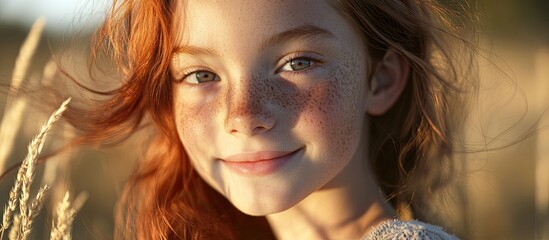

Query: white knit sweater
left=363, top=219, right=459, bottom=240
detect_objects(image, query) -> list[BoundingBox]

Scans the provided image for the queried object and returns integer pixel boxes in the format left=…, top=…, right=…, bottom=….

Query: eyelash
left=176, top=52, right=321, bottom=84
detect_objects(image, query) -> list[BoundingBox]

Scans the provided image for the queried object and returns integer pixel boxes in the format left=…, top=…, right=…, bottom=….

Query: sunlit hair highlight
left=333, top=0, right=476, bottom=223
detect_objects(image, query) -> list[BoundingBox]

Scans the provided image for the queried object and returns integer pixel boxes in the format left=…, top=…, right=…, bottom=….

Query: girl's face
left=171, top=0, right=369, bottom=215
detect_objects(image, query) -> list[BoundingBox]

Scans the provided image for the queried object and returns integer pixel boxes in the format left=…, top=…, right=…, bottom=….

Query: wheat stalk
left=41, top=59, right=58, bottom=87
left=535, top=47, right=549, bottom=240
left=10, top=17, right=45, bottom=90
left=0, top=16, right=45, bottom=170
left=0, top=17, right=46, bottom=174
left=7, top=215, right=20, bottom=240
left=1, top=155, right=26, bottom=237
left=51, top=193, right=72, bottom=240
left=50, top=192, right=80, bottom=240
left=50, top=191, right=87, bottom=240
left=0, top=17, right=84, bottom=240
left=19, top=98, right=70, bottom=238
left=19, top=185, right=50, bottom=240
left=0, top=98, right=71, bottom=239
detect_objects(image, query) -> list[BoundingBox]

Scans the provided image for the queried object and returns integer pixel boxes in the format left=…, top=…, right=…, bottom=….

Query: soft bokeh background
left=0, top=0, right=548, bottom=239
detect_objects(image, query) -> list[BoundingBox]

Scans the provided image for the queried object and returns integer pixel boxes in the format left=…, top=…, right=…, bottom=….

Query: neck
left=266, top=154, right=396, bottom=240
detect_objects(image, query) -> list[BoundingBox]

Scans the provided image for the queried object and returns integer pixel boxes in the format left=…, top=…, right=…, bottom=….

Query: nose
left=224, top=77, right=276, bottom=136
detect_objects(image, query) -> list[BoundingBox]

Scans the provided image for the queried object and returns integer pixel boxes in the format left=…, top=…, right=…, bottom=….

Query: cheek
left=173, top=92, right=218, bottom=158
left=298, top=60, right=365, bottom=162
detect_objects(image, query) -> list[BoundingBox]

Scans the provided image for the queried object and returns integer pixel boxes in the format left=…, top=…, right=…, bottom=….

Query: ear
left=365, top=49, right=410, bottom=116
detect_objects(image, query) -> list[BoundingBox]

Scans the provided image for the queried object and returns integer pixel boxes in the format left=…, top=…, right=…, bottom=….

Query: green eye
left=281, top=58, right=312, bottom=71
left=185, top=70, right=219, bottom=84
left=290, top=58, right=311, bottom=70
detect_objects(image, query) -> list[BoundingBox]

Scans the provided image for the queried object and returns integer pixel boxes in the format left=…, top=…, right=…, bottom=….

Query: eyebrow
left=173, top=45, right=217, bottom=56
left=173, top=25, right=336, bottom=56
left=260, top=24, right=336, bottom=49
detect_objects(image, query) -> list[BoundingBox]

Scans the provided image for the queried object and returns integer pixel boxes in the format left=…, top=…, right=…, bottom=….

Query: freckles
left=174, top=96, right=217, bottom=151
left=300, top=51, right=365, bottom=161
left=270, top=83, right=304, bottom=125
left=223, top=74, right=275, bottom=123
left=230, top=73, right=304, bottom=127
left=175, top=102, right=195, bottom=140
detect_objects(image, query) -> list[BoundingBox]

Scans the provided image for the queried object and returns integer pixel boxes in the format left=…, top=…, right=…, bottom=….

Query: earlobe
left=365, top=49, right=410, bottom=116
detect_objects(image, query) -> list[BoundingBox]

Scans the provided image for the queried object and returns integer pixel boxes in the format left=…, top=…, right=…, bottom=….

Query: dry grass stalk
left=1, top=17, right=82, bottom=240
left=1, top=98, right=71, bottom=239
left=535, top=47, right=549, bottom=240
left=71, top=192, right=88, bottom=214
left=41, top=129, right=75, bottom=221
left=18, top=98, right=71, bottom=239
left=1, top=153, right=26, bottom=236
left=7, top=215, right=20, bottom=240
left=41, top=59, right=58, bottom=87
left=9, top=17, right=45, bottom=90
left=19, top=185, right=51, bottom=240
left=41, top=119, right=74, bottom=205
left=0, top=99, right=29, bottom=174
left=0, top=17, right=46, bottom=174
left=50, top=192, right=81, bottom=240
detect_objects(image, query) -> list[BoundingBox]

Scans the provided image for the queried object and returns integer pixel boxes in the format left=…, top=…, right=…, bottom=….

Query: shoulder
left=363, top=219, right=459, bottom=240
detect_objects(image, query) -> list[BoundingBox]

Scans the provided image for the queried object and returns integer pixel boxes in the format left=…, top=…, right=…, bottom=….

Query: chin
left=231, top=199, right=292, bottom=216
left=228, top=191, right=305, bottom=216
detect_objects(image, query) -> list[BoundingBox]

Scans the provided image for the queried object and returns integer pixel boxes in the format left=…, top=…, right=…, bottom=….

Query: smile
left=220, top=148, right=303, bottom=176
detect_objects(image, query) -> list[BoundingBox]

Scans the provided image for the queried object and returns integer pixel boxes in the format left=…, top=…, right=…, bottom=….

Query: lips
left=220, top=148, right=302, bottom=176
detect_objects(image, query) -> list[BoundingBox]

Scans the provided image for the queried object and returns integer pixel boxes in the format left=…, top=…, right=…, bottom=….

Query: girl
left=58, top=0, right=474, bottom=239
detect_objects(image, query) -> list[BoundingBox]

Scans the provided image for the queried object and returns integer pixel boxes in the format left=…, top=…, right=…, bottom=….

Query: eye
left=183, top=70, right=220, bottom=84
left=280, top=57, right=312, bottom=71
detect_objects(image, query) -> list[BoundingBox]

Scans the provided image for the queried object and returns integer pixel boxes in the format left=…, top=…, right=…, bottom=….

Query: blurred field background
left=0, top=0, right=548, bottom=239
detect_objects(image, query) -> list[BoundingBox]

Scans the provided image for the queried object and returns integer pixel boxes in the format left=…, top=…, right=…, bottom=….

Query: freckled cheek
left=298, top=77, right=363, bottom=161
left=173, top=93, right=220, bottom=156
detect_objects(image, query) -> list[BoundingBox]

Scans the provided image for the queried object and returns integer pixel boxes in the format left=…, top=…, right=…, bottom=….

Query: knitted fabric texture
left=363, top=219, right=459, bottom=240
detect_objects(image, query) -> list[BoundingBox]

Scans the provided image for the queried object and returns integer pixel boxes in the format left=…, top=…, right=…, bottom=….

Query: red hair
left=56, top=0, right=476, bottom=238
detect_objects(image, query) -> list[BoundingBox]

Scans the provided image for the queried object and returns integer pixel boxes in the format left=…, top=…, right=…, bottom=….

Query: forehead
left=173, top=0, right=353, bottom=48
